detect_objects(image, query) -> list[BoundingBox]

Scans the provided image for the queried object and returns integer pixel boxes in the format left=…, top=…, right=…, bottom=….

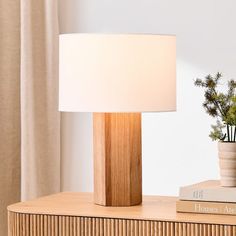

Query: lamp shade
left=59, top=33, right=176, bottom=112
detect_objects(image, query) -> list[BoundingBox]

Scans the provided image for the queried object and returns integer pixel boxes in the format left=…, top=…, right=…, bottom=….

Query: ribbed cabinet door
left=8, top=212, right=236, bottom=236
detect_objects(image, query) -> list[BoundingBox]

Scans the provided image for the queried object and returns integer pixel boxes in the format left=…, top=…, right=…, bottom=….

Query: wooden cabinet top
left=8, top=192, right=236, bottom=226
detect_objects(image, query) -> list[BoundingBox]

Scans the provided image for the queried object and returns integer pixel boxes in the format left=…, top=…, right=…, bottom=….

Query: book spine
left=176, top=200, right=236, bottom=216
left=179, top=188, right=235, bottom=203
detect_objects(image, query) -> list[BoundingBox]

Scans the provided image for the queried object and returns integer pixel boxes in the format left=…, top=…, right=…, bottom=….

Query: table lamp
left=59, top=33, right=176, bottom=207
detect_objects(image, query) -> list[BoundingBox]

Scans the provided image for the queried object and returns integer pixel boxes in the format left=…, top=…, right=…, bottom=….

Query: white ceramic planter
left=218, top=142, right=236, bottom=187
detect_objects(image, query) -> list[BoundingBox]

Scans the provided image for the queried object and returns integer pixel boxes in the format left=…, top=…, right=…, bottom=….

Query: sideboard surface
left=8, top=192, right=236, bottom=235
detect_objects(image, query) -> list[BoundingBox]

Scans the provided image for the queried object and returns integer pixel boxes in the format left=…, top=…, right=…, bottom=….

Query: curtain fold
left=20, top=0, right=60, bottom=201
left=0, top=1, right=21, bottom=234
left=0, top=0, right=60, bottom=234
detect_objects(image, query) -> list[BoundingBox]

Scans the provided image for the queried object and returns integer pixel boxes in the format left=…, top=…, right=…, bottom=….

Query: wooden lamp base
left=93, top=113, right=142, bottom=206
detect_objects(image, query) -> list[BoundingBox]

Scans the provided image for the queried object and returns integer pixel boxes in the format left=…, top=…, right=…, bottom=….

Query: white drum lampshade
left=59, top=33, right=176, bottom=207
left=59, top=34, right=176, bottom=112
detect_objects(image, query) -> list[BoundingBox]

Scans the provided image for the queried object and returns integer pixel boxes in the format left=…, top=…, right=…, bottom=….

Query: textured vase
left=218, top=142, right=236, bottom=187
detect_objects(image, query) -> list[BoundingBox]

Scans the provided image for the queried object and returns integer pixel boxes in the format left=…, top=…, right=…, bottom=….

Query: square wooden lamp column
left=59, top=34, right=176, bottom=207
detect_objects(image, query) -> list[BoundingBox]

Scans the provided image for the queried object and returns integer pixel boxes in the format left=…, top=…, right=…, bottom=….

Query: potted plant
left=194, top=72, right=236, bottom=187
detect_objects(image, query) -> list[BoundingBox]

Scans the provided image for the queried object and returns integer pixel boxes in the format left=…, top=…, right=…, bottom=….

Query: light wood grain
left=8, top=192, right=236, bottom=226
left=93, top=113, right=142, bottom=206
left=8, top=212, right=236, bottom=236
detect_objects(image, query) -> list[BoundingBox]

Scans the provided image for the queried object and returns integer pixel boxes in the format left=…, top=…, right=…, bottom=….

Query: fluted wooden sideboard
left=8, top=192, right=236, bottom=236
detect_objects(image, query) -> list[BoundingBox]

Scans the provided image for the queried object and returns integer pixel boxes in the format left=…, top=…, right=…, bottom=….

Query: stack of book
left=177, top=180, right=236, bottom=216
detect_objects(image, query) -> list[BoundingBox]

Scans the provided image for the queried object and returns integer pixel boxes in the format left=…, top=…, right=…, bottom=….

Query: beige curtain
left=0, top=0, right=60, bottom=234
left=0, top=1, right=21, bottom=235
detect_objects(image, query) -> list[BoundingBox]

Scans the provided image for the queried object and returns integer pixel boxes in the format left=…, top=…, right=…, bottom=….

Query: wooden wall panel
left=8, top=212, right=236, bottom=236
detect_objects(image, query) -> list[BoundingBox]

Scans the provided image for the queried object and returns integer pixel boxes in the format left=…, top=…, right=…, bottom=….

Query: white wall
left=59, top=0, right=236, bottom=196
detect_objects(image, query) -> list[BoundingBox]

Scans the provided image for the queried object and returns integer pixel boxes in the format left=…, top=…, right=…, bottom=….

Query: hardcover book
left=176, top=200, right=236, bottom=216
left=179, top=180, right=236, bottom=203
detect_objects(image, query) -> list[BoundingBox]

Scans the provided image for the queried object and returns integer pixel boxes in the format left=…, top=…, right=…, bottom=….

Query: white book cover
left=179, top=180, right=236, bottom=203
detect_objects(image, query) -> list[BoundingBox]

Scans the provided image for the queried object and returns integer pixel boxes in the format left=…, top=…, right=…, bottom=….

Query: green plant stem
left=231, top=126, right=233, bottom=142
left=234, top=126, right=236, bottom=142
left=211, top=88, right=226, bottom=117
left=227, top=125, right=230, bottom=142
